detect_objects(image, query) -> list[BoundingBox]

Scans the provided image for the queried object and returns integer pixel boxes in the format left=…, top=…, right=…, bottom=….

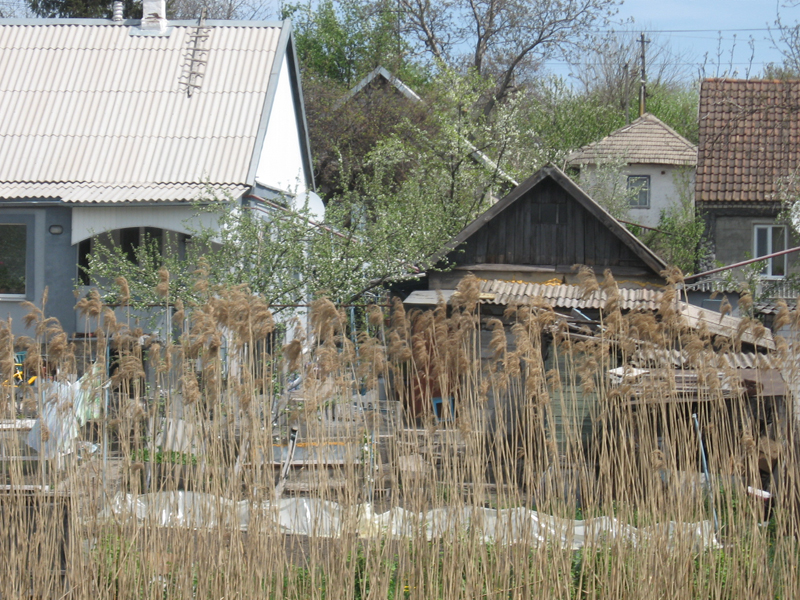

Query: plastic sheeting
left=27, top=365, right=104, bottom=459
left=101, top=492, right=720, bottom=551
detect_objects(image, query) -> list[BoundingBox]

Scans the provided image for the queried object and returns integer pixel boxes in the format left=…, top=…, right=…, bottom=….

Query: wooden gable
left=434, top=165, right=666, bottom=278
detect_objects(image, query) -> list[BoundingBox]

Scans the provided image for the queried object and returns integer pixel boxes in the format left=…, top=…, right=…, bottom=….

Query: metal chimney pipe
left=112, top=0, right=123, bottom=21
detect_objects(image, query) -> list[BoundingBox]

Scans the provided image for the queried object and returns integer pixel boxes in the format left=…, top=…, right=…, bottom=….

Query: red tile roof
left=697, top=79, right=800, bottom=204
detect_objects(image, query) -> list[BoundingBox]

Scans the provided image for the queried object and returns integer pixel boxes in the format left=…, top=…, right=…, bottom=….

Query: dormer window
left=627, top=175, right=650, bottom=208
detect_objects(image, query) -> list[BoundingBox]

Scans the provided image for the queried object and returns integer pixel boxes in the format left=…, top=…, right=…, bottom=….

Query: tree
left=28, top=0, right=270, bottom=20
left=569, top=30, right=699, bottom=142
left=29, top=0, right=138, bottom=18
left=770, top=1, right=800, bottom=76
left=573, top=156, right=635, bottom=221
left=82, top=74, right=514, bottom=310
left=643, top=170, right=708, bottom=275
left=396, top=0, right=620, bottom=115
left=284, top=0, right=423, bottom=88
left=313, top=68, right=527, bottom=296
left=0, top=0, right=29, bottom=17
left=167, top=0, right=272, bottom=20
left=82, top=197, right=318, bottom=312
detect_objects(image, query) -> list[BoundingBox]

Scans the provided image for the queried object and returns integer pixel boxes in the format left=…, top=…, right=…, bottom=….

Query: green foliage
left=81, top=149, right=493, bottom=309
left=132, top=448, right=199, bottom=466
left=646, top=83, right=700, bottom=145
left=82, top=229, right=192, bottom=309
left=643, top=169, right=708, bottom=274
left=92, top=530, right=143, bottom=598
left=516, top=77, right=700, bottom=172
left=28, top=0, right=139, bottom=18
left=284, top=0, right=424, bottom=88
left=573, top=156, right=636, bottom=220
left=188, top=200, right=315, bottom=306
left=519, top=77, right=628, bottom=166
left=82, top=194, right=318, bottom=310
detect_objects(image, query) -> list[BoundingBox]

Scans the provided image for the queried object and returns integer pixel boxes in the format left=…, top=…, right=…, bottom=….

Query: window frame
left=753, top=224, right=788, bottom=279
left=0, top=223, right=28, bottom=298
left=626, top=175, right=650, bottom=209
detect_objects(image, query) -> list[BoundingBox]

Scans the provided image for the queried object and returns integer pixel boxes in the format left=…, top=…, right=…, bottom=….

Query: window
left=0, top=224, right=26, bottom=295
left=754, top=224, right=787, bottom=278
left=627, top=175, right=650, bottom=208
left=78, top=238, right=92, bottom=285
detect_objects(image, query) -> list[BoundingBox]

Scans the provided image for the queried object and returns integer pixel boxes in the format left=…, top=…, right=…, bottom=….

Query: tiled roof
left=697, top=78, right=800, bottom=204
left=0, top=19, right=285, bottom=202
left=404, top=279, right=774, bottom=349
left=566, top=113, right=697, bottom=167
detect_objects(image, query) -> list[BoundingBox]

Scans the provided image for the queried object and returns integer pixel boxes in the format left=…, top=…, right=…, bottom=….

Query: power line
left=599, top=28, right=773, bottom=34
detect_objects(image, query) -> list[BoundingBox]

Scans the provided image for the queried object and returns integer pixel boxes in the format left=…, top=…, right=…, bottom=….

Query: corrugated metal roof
left=566, top=113, right=697, bottom=167
left=0, top=21, right=283, bottom=201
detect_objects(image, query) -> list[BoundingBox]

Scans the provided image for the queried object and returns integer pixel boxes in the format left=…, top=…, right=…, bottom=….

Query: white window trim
left=753, top=224, right=788, bottom=279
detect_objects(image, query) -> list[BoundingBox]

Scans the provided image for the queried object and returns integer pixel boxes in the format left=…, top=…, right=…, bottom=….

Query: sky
left=546, top=0, right=799, bottom=81
left=0, top=0, right=794, bottom=82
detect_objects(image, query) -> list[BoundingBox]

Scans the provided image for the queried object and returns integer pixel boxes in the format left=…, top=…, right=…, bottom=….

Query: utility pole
left=639, top=32, right=650, bottom=117
left=623, top=62, right=630, bottom=124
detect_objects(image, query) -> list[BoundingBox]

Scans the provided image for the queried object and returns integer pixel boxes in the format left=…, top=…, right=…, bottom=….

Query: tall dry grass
left=0, top=271, right=798, bottom=599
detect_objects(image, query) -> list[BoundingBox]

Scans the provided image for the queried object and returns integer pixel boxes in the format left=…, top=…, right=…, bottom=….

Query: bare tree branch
left=398, top=0, right=621, bottom=115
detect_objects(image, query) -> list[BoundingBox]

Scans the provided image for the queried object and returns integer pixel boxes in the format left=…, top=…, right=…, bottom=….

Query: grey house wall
left=0, top=205, right=75, bottom=338
left=705, top=207, right=800, bottom=280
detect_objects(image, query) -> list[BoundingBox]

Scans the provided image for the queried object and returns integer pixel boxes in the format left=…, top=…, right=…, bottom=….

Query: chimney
left=111, top=0, right=123, bottom=21
left=141, top=0, right=167, bottom=33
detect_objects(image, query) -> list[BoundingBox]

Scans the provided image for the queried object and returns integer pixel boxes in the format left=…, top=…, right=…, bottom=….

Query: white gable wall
left=580, top=164, right=693, bottom=229
left=255, top=54, right=313, bottom=207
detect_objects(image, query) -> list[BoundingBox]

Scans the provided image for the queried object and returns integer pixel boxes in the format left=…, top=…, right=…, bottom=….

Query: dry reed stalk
left=5, top=275, right=800, bottom=599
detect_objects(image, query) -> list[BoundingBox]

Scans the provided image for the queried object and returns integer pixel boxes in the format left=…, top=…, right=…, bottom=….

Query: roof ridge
left=0, top=18, right=285, bottom=27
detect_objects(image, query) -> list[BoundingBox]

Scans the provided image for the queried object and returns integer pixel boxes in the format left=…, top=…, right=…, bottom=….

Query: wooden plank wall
left=451, top=179, right=647, bottom=270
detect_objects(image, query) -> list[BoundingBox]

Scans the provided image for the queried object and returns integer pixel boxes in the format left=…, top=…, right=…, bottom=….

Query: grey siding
left=0, top=206, right=75, bottom=338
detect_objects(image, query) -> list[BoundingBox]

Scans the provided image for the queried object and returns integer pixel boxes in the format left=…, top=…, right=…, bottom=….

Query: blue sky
left=546, top=0, right=799, bottom=81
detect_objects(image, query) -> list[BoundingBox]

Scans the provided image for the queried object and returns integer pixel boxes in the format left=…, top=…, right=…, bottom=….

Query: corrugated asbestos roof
left=697, top=79, right=800, bottom=204
left=477, top=279, right=662, bottom=311
left=566, top=113, right=697, bottom=167
left=0, top=181, right=249, bottom=203
left=0, top=20, right=283, bottom=202
left=404, top=279, right=775, bottom=350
